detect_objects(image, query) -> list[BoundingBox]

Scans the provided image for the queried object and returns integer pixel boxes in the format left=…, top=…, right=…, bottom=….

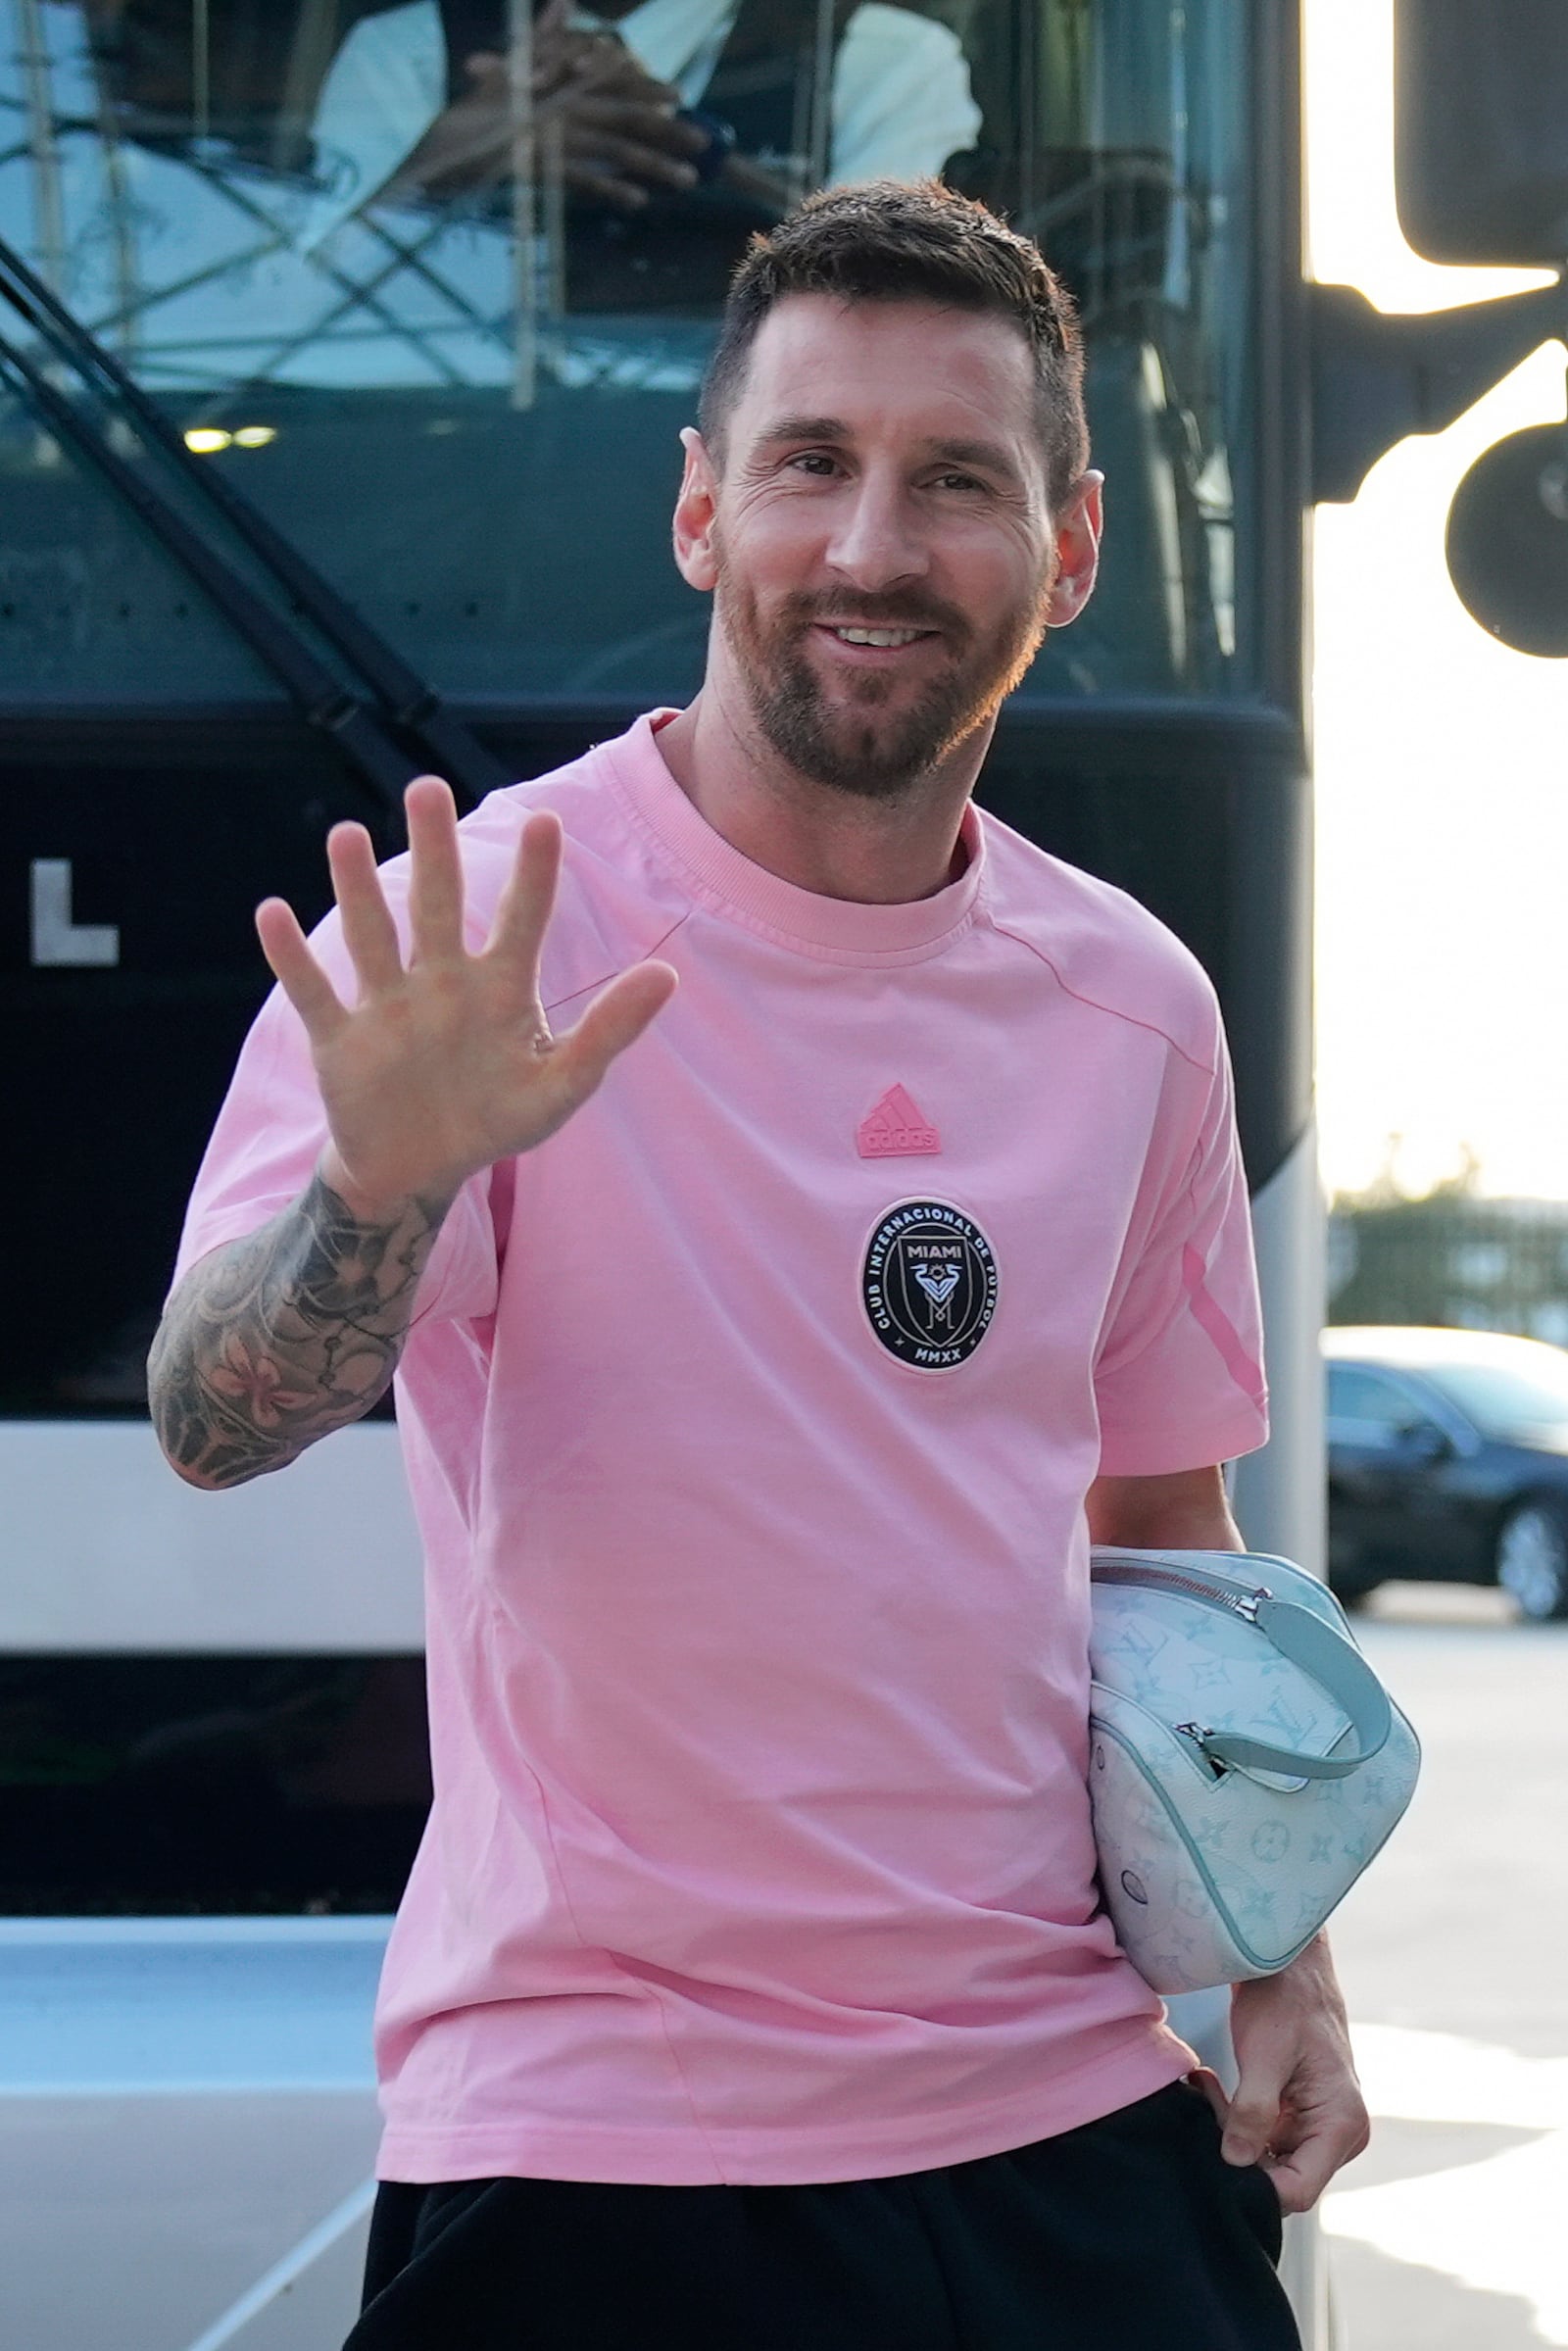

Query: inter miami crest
left=860, top=1200, right=999, bottom=1370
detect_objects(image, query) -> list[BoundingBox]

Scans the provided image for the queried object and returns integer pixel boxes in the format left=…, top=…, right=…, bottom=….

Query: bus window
left=1, top=0, right=1253, bottom=709
left=0, top=1651, right=430, bottom=1914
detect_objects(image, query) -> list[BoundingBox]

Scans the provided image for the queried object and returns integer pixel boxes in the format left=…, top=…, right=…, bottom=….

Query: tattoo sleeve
left=147, top=1173, right=454, bottom=1490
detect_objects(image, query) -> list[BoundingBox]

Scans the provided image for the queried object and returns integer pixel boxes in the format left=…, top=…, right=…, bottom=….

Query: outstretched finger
left=486, top=809, right=564, bottom=975
left=326, top=821, right=405, bottom=997
left=405, top=775, right=466, bottom=962
left=256, top=897, right=350, bottom=1043
left=552, top=958, right=678, bottom=1100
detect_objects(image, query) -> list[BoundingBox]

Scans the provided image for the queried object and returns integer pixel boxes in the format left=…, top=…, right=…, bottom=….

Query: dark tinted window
left=0, top=1655, right=428, bottom=1913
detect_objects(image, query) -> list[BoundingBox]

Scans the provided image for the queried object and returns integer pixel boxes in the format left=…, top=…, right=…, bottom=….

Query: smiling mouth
left=819, top=624, right=936, bottom=648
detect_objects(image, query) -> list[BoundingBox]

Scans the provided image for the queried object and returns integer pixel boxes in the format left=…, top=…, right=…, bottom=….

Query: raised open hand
left=255, top=777, right=677, bottom=1217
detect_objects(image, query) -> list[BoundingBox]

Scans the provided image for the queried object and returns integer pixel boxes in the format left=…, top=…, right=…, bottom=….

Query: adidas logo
left=857, top=1085, right=941, bottom=1158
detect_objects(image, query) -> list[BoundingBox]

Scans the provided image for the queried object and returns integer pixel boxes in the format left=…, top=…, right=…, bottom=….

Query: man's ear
left=672, top=425, right=720, bottom=592
left=1045, top=470, right=1103, bottom=628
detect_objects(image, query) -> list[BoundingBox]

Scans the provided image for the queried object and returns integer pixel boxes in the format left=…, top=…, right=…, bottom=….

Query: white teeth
left=832, top=626, right=923, bottom=647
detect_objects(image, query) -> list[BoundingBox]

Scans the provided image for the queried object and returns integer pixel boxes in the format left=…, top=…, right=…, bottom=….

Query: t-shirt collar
left=600, top=710, right=985, bottom=961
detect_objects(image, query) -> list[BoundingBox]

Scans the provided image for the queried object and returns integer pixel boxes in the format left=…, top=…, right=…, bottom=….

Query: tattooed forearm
left=147, top=1172, right=454, bottom=1490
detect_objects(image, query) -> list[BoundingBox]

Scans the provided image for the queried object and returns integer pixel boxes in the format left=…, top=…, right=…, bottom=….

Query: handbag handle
left=1197, top=1599, right=1394, bottom=1781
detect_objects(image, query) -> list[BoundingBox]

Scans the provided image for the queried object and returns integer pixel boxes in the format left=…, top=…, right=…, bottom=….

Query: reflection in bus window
left=0, top=0, right=1250, bottom=705
left=317, top=1, right=982, bottom=232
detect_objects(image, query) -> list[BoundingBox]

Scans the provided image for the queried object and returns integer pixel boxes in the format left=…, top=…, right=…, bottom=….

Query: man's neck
left=654, top=680, right=991, bottom=906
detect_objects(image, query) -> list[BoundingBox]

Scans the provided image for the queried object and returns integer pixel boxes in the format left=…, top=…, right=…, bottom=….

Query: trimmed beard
left=712, top=561, right=1054, bottom=803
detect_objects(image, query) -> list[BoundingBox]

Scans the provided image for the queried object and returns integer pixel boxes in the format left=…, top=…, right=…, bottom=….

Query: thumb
left=1222, top=2060, right=1287, bottom=2167
left=551, top=958, right=678, bottom=1102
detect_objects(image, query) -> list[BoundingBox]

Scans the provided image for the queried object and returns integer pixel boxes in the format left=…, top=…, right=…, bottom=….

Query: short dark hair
left=699, top=179, right=1089, bottom=513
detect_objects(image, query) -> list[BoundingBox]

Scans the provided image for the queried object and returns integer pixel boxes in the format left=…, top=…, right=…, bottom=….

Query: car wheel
left=1326, top=1544, right=1381, bottom=1611
left=1326, top=1524, right=1381, bottom=1610
left=1495, top=1500, right=1568, bottom=1622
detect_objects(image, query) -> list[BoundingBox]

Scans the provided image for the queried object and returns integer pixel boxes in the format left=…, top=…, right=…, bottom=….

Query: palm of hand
left=310, top=951, right=563, bottom=1212
left=255, top=779, right=677, bottom=1217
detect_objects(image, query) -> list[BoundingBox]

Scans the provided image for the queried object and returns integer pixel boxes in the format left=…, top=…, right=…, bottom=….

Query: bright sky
left=1305, top=0, right=1568, bottom=1200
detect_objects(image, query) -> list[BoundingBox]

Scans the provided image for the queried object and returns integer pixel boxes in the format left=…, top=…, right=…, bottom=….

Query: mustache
left=780, top=590, right=970, bottom=638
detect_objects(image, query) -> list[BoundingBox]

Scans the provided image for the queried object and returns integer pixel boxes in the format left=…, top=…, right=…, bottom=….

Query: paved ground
left=1322, top=1583, right=1568, bottom=2349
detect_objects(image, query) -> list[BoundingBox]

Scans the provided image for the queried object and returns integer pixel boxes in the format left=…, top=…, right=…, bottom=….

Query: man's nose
left=823, top=473, right=929, bottom=590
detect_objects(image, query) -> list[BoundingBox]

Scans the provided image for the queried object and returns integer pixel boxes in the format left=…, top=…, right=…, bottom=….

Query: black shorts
left=345, top=2080, right=1299, bottom=2350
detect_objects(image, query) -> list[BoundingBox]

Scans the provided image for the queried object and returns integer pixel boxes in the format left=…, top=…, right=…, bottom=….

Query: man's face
left=677, top=295, right=1098, bottom=799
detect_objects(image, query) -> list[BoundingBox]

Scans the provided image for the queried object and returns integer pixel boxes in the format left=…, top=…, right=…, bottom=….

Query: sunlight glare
left=1305, top=0, right=1568, bottom=1201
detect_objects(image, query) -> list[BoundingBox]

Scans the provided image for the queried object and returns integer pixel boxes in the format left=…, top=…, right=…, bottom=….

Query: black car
left=1324, top=1327, right=1568, bottom=1620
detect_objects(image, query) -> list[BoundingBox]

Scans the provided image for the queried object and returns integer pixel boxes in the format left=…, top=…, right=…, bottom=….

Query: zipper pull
left=1175, top=1722, right=1230, bottom=1779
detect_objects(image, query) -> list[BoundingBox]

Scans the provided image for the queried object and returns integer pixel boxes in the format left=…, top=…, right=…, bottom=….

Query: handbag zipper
left=1090, top=1557, right=1271, bottom=1624
left=1092, top=1558, right=1280, bottom=1781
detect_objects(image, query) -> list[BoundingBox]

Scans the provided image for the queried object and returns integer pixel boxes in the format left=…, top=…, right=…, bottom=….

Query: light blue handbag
left=1087, top=1546, right=1421, bottom=1993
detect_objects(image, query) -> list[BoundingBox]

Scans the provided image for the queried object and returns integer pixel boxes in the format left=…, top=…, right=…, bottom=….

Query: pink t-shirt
left=174, top=713, right=1268, bottom=2187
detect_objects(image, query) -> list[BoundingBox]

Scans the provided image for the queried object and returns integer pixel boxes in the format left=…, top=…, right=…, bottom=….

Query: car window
left=1325, top=1363, right=1426, bottom=1442
left=1422, top=1356, right=1568, bottom=1438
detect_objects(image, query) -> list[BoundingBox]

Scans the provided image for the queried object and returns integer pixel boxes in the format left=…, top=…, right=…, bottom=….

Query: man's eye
left=788, top=452, right=840, bottom=476
left=934, top=471, right=986, bottom=494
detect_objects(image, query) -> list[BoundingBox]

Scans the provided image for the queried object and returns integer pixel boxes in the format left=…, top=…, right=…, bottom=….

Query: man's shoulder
left=413, top=716, right=688, bottom=997
left=977, top=808, right=1221, bottom=1073
left=456, top=730, right=631, bottom=859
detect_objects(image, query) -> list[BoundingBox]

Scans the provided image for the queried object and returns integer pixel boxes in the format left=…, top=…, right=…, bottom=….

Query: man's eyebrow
left=922, top=436, right=1025, bottom=482
left=750, top=418, right=1027, bottom=484
left=753, top=414, right=852, bottom=449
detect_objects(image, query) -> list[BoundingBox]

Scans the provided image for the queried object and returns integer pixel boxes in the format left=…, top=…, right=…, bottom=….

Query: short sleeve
left=302, top=1, right=447, bottom=249
left=169, top=931, right=499, bottom=1333
left=829, top=9, right=983, bottom=184
left=1092, top=1027, right=1268, bottom=1478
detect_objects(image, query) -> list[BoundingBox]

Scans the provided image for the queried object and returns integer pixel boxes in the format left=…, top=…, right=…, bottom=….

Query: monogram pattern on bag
left=1087, top=1573, right=1419, bottom=1993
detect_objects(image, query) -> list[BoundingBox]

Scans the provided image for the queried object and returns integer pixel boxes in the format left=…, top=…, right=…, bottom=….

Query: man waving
left=152, top=180, right=1362, bottom=2350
